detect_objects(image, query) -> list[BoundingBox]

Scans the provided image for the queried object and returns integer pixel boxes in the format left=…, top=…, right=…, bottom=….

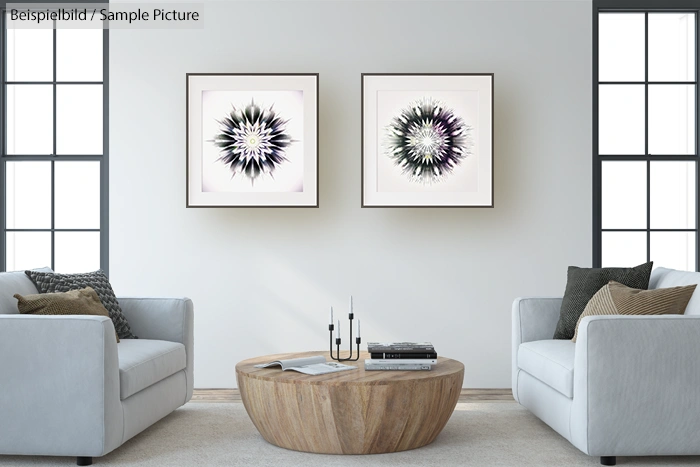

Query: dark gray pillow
left=553, top=262, right=653, bottom=340
left=25, top=270, right=136, bottom=340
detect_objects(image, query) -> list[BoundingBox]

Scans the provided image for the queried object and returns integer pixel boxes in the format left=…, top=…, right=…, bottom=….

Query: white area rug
left=1, top=403, right=699, bottom=466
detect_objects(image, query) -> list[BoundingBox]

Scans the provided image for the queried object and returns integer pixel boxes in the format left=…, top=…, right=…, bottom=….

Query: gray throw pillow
left=552, top=262, right=653, bottom=340
left=25, top=270, right=136, bottom=340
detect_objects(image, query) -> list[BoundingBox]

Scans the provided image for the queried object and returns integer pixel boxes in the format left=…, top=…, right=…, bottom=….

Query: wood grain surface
left=191, top=388, right=513, bottom=403
left=235, top=351, right=464, bottom=454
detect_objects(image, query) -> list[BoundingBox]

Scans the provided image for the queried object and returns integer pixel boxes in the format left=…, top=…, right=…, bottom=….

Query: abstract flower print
left=384, top=97, right=472, bottom=184
left=212, top=100, right=294, bottom=183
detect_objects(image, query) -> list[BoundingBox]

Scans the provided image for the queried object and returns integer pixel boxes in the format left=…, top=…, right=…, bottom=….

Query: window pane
left=649, top=13, right=696, bottom=82
left=6, top=27, right=53, bottom=81
left=650, top=161, right=696, bottom=229
left=55, top=162, right=100, bottom=229
left=6, top=161, right=52, bottom=229
left=602, top=161, right=647, bottom=229
left=651, top=232, right=696, bottom=271
left=599, top=85, right=645, bottom=155
left=598, top=13, right=645, bottom=82
left=56, top=29, right=103, bottom=82
left=56, top=85, right=103, bottom=155
left=648, top=85, right=695, bottom=155
left=6, top=85, right=53, bottom=155
left=54, top=232, right=100, bottom=274
left=6, top=232, right=51, bottom=272
left=602, top=232, right=647, bottom=267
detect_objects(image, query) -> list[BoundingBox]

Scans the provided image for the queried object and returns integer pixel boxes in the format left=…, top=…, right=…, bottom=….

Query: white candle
left=357, top=319, right=361, bottom=338
left=350, top=295, right=353, bottom=315
left=336, top=319, right=340, bottom=339
left=329, top=306, right=333, bottom=325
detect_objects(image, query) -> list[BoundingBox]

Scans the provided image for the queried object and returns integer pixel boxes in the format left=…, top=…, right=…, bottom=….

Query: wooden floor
left=192, top=388, right=513, bottom=403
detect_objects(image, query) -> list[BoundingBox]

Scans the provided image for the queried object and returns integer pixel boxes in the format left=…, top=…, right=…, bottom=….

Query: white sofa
left=0, top=270, right=194, bottom=465
left=512, top=267, right=700, bottom=466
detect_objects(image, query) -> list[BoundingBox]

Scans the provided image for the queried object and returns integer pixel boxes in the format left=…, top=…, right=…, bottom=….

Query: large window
left=0, top=10, right=108, bottom=273
left=594, top=1, right=699, bottom=270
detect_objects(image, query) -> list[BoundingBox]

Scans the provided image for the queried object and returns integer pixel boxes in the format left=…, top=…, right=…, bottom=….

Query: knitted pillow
left=553, top=262, right=653, bottom=340
left=15, top=287, right=120, bottom=343
left=25, top=270, right=136, bottom=340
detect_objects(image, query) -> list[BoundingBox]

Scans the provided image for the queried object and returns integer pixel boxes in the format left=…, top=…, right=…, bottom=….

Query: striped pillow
left=572, top=280, right=697, bottom=342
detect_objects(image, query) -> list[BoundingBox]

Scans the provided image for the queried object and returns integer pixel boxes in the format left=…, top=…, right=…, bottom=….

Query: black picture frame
left=361, top=73, right=494, bottom=208
left=186, top=73, right=319, bottom=208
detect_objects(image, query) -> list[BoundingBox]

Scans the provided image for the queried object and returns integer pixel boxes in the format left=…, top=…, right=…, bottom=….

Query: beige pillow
left=572, top=280, right=696, bottom=342
left=14, top=287, right=119, bottom=343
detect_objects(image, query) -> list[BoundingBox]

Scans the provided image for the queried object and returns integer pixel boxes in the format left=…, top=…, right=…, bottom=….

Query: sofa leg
left=600, top=456, right=616, bottom=466
left=77, top=457, right=92, bottom=466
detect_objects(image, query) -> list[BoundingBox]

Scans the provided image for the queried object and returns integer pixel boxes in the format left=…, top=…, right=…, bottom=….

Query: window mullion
left=695, top=11, right=700, bottom=271
left=50, top=160, right=54, bottom=270
left=5, top=81, right=103, bottom=85
left=645, top=12, right=651, bottom=263
left=593, top=6, right=601, bottom=267
left=1, top=12, right=6, bottom=271
left=51, top=22, right=56, bottom=270
left=101, top=27, right=108, bottom=276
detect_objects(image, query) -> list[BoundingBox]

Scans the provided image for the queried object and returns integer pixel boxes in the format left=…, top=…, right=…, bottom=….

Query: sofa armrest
left=118, top=297, right=194, bottom=401
left=0, top=315, right=122, bottom=457
left=571, top=315, right=700, bottom=457
left=512, top=297, right=562, bottom=344
left=511, top=297, right=562, bottom=402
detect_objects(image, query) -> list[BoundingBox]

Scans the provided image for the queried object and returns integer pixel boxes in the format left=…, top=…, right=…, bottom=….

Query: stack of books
left=364, top=342, right=437, bottom=371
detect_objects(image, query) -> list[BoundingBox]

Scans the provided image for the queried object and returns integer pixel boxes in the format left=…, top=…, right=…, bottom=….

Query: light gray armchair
left=0, top=270, right=193, bottom=465
left=512, top=267, right=700, bottom=465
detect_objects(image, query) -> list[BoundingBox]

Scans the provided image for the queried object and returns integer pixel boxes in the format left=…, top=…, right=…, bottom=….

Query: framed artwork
left=186, top=73, right=318, bottom=207
left=362, top=73, right=494, bottom=207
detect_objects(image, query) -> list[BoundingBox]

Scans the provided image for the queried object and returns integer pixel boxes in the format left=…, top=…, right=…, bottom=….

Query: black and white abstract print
left=212, top=100, right=294, bottom=184
left=384, top=97, right=472, bottom=184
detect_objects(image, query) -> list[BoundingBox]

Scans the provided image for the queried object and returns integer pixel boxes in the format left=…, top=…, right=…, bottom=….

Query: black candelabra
left=329, top=309, right=361, bottom=362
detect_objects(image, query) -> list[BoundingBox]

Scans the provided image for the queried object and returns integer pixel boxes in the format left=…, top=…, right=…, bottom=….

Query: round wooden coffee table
left=236, top=351, right=464, bottom=454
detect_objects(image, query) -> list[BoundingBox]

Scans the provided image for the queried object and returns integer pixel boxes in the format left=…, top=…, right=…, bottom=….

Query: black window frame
left=0, top=0, right=109, bottom=275
left=593, top=0, right=700, bottom=269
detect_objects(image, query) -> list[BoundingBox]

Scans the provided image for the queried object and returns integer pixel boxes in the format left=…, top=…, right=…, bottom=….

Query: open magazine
left=254, top=355, right=356, bottom=376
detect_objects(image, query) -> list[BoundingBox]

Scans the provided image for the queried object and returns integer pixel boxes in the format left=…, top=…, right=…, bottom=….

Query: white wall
left=110, top=0, right=592, bottom=388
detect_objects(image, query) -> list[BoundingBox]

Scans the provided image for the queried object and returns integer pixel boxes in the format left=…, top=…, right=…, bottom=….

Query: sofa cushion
left=650, top=267, right=700, bottom=315
left=118, top=339, right=186, bottom=400
left=518, top=340, right=575, bottom=398
left=0, top=268, right=52, bottom=314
